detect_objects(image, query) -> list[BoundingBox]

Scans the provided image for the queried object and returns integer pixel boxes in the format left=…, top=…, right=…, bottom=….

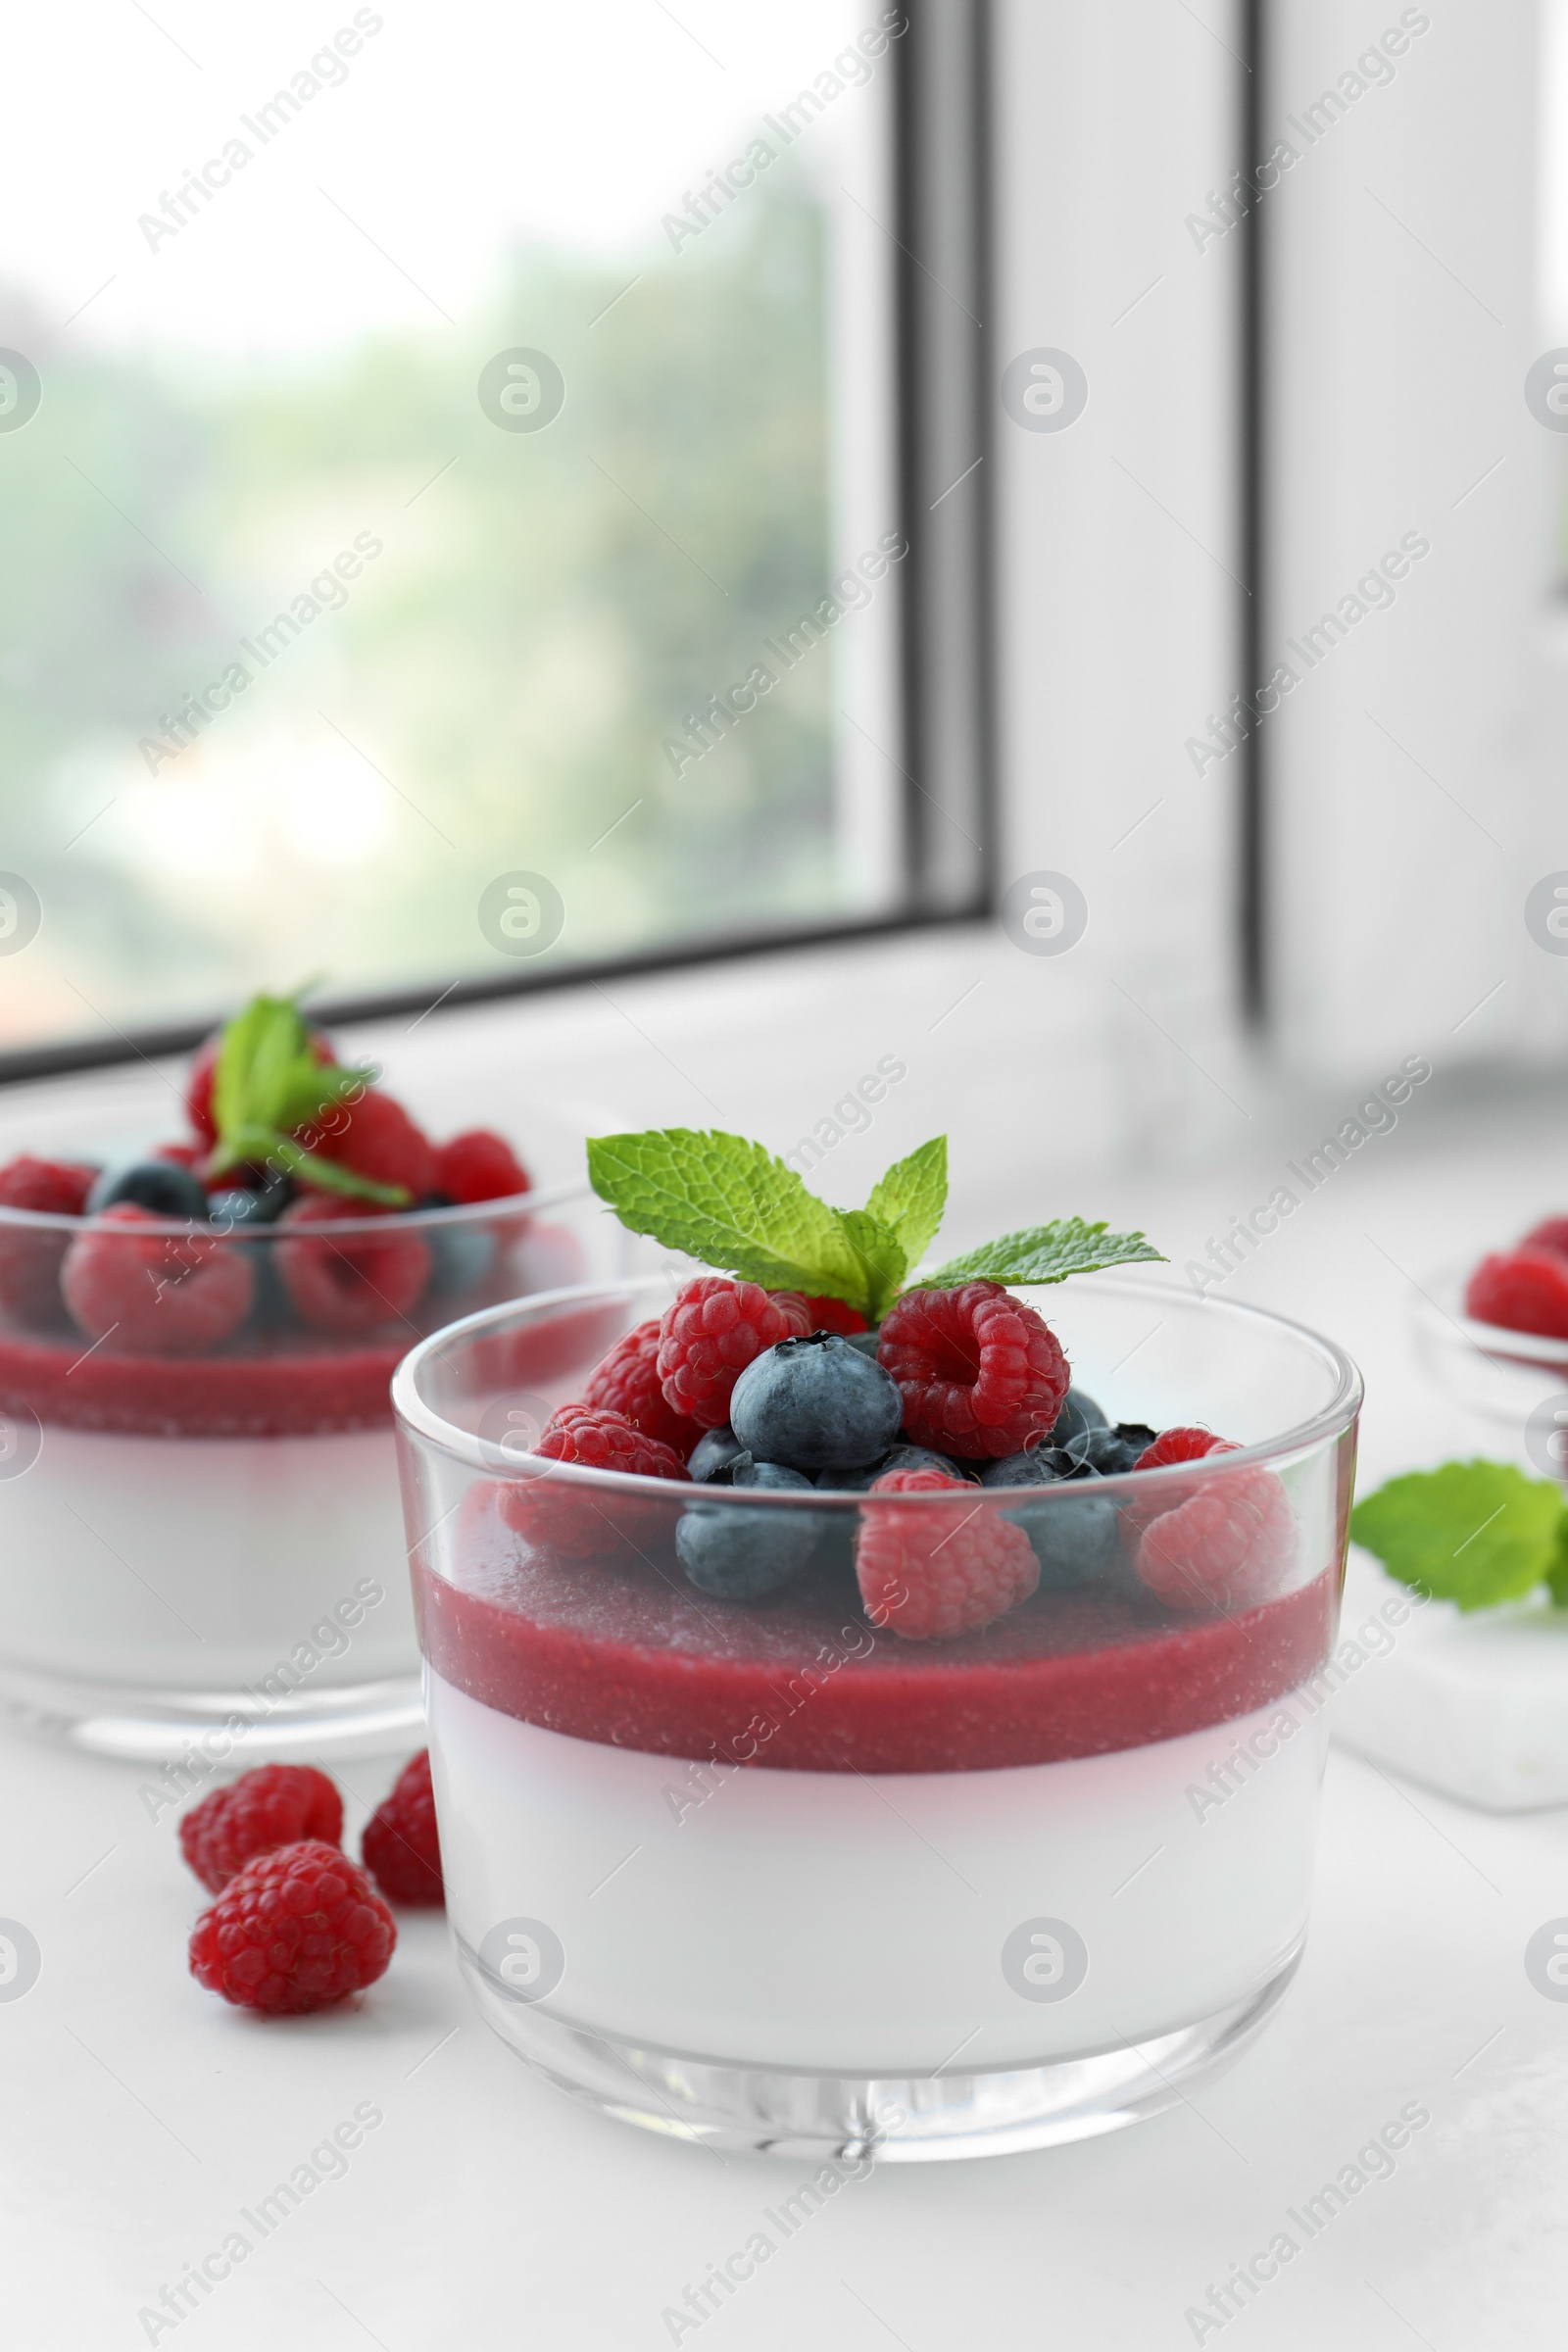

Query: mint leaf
left=922, top=1217, right=1165, bottom=1288
left=833, top=1208, right=906, bottom=1324
left=1349, top=1460, right=1567, bottom=1612
left=206, top=992, right=395, bottom=1202
left=865, top=1139, right=947, bottom=1272
left=587, top=1129, right=872, bottom=1311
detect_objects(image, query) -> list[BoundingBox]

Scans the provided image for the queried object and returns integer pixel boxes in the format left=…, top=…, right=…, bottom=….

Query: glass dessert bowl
left=0, top=992, right=610, bottom=1761
left=394, top=1271, right=1362, bottom=2161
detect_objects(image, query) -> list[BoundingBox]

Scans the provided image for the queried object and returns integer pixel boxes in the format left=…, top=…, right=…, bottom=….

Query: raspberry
left=188, top=1840, right=395, bottom=2014
left=582, top=1318, right=705, bottom=1454
left=1136, top=1464, right=1297, bottom=1613
left=1122, top=1426, right=1239, bottom=1544
left=876, top=1280, right=1069, bottom=1459
left=0, top=1154, right=98, bottom=1326
left=496, top=1403, right=690, bottom=1557
left=179, top=1764, right=344, bottom=1893
left=60, top=1203, right=254, bottom=1354
left=1465, top=1250, right=1568, bottom=1340
left=185, top=1034, right=222, bottom=1148
left=362, top=1750, right=443, bottom=1906
left=1523, top=1218, right=1568, bottom=1259
left=275, top=1194, right=431, bottom=1332
left=434, top=1129, right=530, bottom=1204
left=798, top=1294, right=868, bottom=1337
left=656, top=1277, right=811, bottom=1430
left=1135, top=1426, right=1235, bottom=1471
left=302, top=1089, right=436, bottom=1202
left=856, top=1467, right=1039, bottom=1640
left=152, top=1142, right=205, bottom=1171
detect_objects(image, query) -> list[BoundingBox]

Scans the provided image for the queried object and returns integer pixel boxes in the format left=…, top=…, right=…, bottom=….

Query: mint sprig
left=205, top=992, right=407, bottom=1206
left=923, top=1217, right=1164, bottom=1290
left=585, top=1125, right=1163, bottom=1322
left=1349, top=1460, right=1568, bottom=1611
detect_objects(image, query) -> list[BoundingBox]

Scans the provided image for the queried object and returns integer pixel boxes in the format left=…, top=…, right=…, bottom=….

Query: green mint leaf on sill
left=921, top=1217, right=1166, bottom=1289
left=864, top=1138, right=948, bottom=1274
left=1349, top=1460, right=1568, bottom=1612
left=586, top=1128, right=873, bottom=1312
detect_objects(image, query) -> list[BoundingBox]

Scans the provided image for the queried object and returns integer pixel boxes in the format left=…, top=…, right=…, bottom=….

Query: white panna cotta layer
left=0, top=1422, right=414, bottom=1688
left=429, top=1668, right=1327, bottom=2073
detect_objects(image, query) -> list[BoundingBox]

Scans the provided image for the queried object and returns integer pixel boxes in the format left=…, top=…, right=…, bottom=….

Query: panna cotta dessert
left=395, top=1124, right=1361, bottom=2157
left=0, top=991, right=594, bottom=1759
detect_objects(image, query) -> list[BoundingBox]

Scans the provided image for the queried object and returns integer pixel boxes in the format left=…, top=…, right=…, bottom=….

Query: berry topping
left=188, top=1839, right=396, bottom=2013
left=816, top=1442, right=970, bottom=1492
left=1522, top=1218, right=1568, bottom=1259
left=1120, top=1426, right=1240, bottom=1544
left=362, top=1751, right=443, bottom=1906
left=655, top=1277, right=811, bottom=1431
left=1135, top=1463, right=1297, bottom=1612
left=688, top=1425, right=749, bottom=1484
left=583, top=1318, right=706, bottom=1455
left=304, top=1088, right=437, bottom=1202
left=1134, top=1426, right=1238, bottom=1471
left=729, top=1331, right=904, bottom=1471
left=0, top=1155, right=99, bottom=1326
left=797, top=1294, right=868, bottom=1337
left=178, top=1764, right=344, bottom=1894
left=274, top=1194, right=432, bottom=1332
left=434, top=1129, right=530, bottom=1204
left=1048, top=1386, right=1108, bottom=1448
left=876, top=1279, right=1069, bottom=1459
left=1464, top=1250, right=1568, bottom=1340
left=496, top=1403, right=691, bottom=1556
left=60, top=1203, right=254, bottom=1354
left=87, top=1158, right=210, bottom=1220
left=185, top=1033, right=222, bottom=1147
left=856, top=1467, right=1040, bottom=1640
left=1063, top=1422, right=1158, bottom=1476
left=676, top=1459, right=820, bottom=1599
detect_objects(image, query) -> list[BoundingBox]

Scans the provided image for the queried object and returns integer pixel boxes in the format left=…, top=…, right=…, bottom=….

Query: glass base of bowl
left=455, top=1938, right=1302, bottom=2162
left=0, top=1656, right=424, bottom=1762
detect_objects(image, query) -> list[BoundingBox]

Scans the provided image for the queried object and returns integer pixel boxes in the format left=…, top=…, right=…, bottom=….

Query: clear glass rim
left=0, top=1171, right=587, bottom=1241
left=1413, top=1259, right=1568, bottom=1368
left=393, top=1270, right=1364, bottom=1507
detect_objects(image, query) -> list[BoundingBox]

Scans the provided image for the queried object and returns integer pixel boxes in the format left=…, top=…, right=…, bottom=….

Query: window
left=0, top=0, right=989, bottom=1069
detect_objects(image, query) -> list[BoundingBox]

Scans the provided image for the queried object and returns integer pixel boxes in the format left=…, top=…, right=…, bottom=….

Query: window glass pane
left=0, top=1, right=904, bottom=1051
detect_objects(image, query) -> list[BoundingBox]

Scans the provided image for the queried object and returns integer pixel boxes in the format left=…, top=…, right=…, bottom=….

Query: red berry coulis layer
left=415, top=1481, right=1340, bottom=1775
left=0, top=1282, right=621, bottom=1440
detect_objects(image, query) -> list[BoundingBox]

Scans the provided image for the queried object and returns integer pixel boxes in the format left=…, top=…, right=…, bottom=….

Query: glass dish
left=0, top=1169, right=612, bottom=1760
left=1408, top=1260, right=1568, bottom=1462
left=394, top=1272, right=1362, bottom=2161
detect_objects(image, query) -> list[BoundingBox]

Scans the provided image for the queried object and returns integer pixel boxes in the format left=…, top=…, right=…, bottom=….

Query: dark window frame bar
left=0, top=0, right=999, bottom=1090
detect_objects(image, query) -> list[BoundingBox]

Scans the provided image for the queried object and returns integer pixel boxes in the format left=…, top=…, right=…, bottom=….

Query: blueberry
left=1048, top=1387, right=1108, bottom=1449
left=1026, top=1488, right=1122, bottom=1587
left=980, top=1448, right=1065, bottom=1491
left=88, top=1159, right=209, bottom=1219
left=843, top=1329, right=882, bottom=1361
left=983, top=1445, right=1121, bottom=1585
left=1064, top=1423, right=1157, bottom=1477
left=208, top=1177, right=291, bottom=1229
left=689, top=1427, right=749, bottom=1485
left=424, top=1219, right=498, bottom=1297
left=816, top=1443, right=972, bottom=1493
left=729, top=1332, right=903, bottom=1472
left=676, top=1459, right=821, bottom=1599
